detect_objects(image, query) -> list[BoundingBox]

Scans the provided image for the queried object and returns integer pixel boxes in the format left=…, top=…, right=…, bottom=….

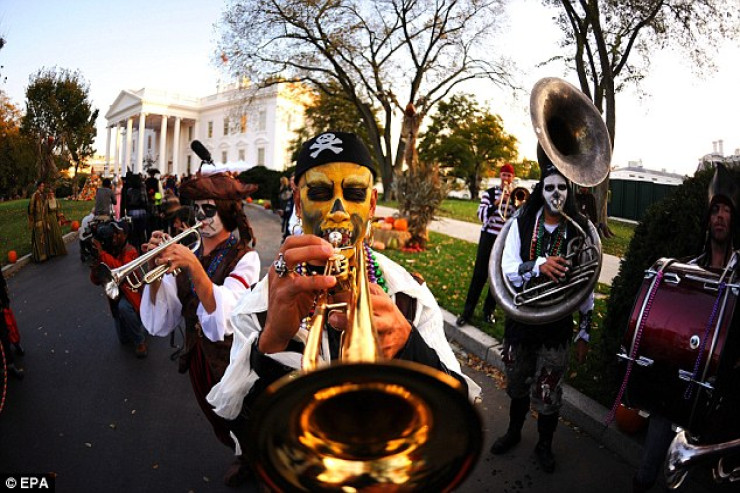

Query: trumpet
left=247, top=232, right=482, bottom=492
left=96, top=222, right=202, bottom=300
left=498, top=183, right=530, bottom=220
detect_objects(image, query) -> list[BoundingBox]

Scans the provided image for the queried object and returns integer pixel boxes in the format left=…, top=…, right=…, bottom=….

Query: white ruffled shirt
left=207, top=251, right=482, bottom=420
left=140, top=250, right=261, bottom=341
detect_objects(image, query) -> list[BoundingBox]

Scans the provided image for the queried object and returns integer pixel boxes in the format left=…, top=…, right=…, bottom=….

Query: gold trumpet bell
left=248, top=361, right=482, bottom=492
left=248, top=242, right=482, bottom=491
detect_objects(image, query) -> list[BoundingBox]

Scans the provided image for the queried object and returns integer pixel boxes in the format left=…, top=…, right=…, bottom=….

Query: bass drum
left=620, top=258, right=739, bottom=434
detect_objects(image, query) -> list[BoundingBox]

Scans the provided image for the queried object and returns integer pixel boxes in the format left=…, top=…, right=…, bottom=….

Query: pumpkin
left=246, top=197, right=253, bottom=204
left=70, top=220, right=80, bottom=232
left=372, top=240, right=386, bottom=251
left=264, top=201, right=272, bottom=210
left=615, top=404, right=647, bottom=435
left=384, top=216, right=396, bottom=225
left=8, top=250, right=18, bottom=263
left=393, top=218, right=408, bottom=231
left=387, top=237, right=399, bottom=249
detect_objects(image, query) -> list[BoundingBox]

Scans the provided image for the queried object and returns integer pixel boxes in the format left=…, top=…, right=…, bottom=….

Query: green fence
left=608, top=179, right=678, bottom=221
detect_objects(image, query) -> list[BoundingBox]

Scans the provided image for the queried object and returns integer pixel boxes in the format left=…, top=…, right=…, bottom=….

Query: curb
left=2, top=231, right=78, bottom=278
left=441, top=308, right=644, bottom=468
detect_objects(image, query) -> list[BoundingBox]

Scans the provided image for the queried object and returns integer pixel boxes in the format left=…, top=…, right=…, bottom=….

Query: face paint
left=298, top=162, right=375, bottom=250
left=194, top=200, right=224, bottom=238
left=542, top=174, right=568, bottom=215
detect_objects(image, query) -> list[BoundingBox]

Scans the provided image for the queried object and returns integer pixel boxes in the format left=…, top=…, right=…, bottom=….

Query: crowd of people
left=7, top=121, right=737, bottom=490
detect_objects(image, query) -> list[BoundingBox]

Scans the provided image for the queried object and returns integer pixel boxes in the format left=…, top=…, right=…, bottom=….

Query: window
left=238, top=149, right=245, bottom=161
left=207, top=121, right=213, bottom=138
left=258, top=110, right=266, bottom=131
left=240, top=115, right=247, bottom=133
left=188, top=126, right=193, bottom=141
left=223, top=118, right=229, bottom=136
left=257, top=147, right=265, bottom=166
left=221, top=151, right=228, bottom=164
left=147, top=135, right=152, bottom=150
left=187, top=155, right=191, bottom=173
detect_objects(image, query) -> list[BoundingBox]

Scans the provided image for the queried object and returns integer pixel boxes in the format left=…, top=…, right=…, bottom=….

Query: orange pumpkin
left=8, top=250, right=18, bottom=263
left=246, top=196, right=253, bottom=204
left=615, top=404, right=647, bottom=435
left=70, top=220, right=80, bottom=232
left=384, top=216, right=396, bottom=225
left=393, top=218, right=408, bottom=231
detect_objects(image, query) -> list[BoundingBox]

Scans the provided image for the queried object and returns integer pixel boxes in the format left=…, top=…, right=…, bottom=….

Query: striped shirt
left=478, top=186, right=516, bottom=235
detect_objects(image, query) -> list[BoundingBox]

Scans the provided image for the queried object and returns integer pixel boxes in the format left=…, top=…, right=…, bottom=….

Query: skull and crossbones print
left=309, top=133, right=344, bottom=158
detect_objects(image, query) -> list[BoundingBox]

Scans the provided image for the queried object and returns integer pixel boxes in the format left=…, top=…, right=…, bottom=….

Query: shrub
left=239, top=166, right=282, bottom=204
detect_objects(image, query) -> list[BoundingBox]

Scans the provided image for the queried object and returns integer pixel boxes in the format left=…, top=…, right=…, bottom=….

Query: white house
left=103, top=81, right=310, bottom=177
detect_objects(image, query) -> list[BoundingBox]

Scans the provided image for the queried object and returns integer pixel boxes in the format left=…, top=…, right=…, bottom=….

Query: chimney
left=719, top=139, right=724, bottom=156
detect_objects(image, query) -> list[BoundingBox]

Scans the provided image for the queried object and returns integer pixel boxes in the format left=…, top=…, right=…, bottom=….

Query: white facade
left=103, top=82, right=309, bottom=177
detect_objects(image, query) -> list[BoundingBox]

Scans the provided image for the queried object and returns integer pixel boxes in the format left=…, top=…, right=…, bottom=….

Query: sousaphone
left=489, top=77, right=610, bottom=324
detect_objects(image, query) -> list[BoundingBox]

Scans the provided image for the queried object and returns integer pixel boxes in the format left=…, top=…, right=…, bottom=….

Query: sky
left=2, top=0, right=739, bottom=177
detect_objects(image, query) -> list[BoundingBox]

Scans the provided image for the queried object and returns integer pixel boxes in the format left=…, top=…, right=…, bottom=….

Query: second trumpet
left=96, top=221, right=202, bottom=299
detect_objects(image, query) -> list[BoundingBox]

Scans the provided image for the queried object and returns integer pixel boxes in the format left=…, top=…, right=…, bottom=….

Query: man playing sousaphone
left=207, top=131, right=481, bottom=484
left=490, top=145, right=595, bottom=474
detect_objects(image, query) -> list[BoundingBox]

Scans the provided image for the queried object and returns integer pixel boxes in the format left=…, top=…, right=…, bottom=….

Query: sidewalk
left=375, top=205, right=643, bottom=467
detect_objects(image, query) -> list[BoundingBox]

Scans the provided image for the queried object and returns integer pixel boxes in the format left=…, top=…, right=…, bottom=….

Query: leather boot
left=534, top=412, right=558, bottom=473
left=490, top=396, right=529, bottom=454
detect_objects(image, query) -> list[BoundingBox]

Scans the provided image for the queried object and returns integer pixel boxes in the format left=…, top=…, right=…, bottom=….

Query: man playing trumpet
left=457, top=163, right=517, bottom=327
left=207, top=132, right=480, bottom=451
left=490, top=147, right=594, bottom=473
left=139, top=172, right=260, bottom=486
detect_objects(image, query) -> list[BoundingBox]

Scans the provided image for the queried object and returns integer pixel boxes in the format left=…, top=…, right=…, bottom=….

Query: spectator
left=28, top=180, right=49, bottom=263
left=126, top=174, right=149, bottom=252
left=90, top=220, right=148, bottom=358
left=0, top=267, right=24, bottom=379
left=94, top=177, right=117, bottom=220
left=46, top=188, right=68, bottom=257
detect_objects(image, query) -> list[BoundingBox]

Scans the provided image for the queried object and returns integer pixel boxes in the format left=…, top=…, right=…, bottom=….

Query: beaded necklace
left=190, top=233, right=237, bottom=295
left=529, top=213, right=565, bottom=260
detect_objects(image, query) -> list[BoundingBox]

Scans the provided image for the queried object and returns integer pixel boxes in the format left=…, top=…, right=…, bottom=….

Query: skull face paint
left=296, top=162, right=376, bottom=249
left=542, top=174, right=568, bottom=216
left=194, top=199, right=224, bottom=238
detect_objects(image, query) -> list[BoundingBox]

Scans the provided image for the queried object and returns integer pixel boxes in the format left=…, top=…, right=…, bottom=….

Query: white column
left=172, top=117, right=181, bottom=175
left=125, top=117, right=134, bottom=174
left=159, top=115, right=168, bottom=173
left=136, top=112, right=146, bottom=174
left=113, top=124, right=121, bottom=177
left=104, top=126, right=112, bottom=177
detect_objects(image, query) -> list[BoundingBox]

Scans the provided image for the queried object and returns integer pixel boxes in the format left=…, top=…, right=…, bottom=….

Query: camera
left=93, top=222, right=116, bottom=255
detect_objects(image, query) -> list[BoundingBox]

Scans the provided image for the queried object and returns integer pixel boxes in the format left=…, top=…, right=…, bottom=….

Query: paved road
left=0, top=206, right=725, bottom=492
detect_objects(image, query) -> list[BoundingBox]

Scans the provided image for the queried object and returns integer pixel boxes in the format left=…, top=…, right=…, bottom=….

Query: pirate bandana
left=296, top=162, right=376, bottom=252
left=194, top=199, right=224, bottom=238
left=295, top=132, right=376, bottom=183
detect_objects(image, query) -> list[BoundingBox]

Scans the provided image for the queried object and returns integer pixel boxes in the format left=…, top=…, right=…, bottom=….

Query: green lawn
left=379, top=198, right=636, bottom=258
left=0, top=199, right=94, bottom=266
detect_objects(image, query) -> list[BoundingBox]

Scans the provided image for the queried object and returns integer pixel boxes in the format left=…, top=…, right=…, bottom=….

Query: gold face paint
left=297, top=162, right=376, bottom=249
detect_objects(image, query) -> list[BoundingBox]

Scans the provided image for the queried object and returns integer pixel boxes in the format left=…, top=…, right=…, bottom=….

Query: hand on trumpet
left=539, top=255, right=570, bottom=283
left=328, top=283, right=412, bottom=359
left=260, top=235, right=337, bottom=354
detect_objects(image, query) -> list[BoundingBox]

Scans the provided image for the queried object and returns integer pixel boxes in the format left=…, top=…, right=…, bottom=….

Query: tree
left=419, top=93, right=518, bottom=199
left=289, top=82, right=382, bottom=163
left=218, top=0, right=512, bottom=197
left=543, top=0, right=738, bottom=236
left=21, top=67, right=98, bottom=187
left=0, top=91, right=36, bottom=198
